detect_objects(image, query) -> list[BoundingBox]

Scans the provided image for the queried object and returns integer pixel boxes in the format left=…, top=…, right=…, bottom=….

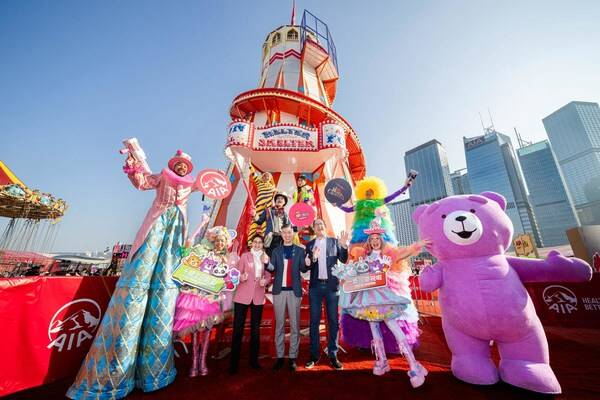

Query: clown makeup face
left=274, top=196, right=286, bottom=209
left=172, top=161, right=189, bottom=177
left=365, top=189, right=374, bottom=199
left=214, top=235, right=227, bottom=252
left=369, top=234, right=383, bottom=250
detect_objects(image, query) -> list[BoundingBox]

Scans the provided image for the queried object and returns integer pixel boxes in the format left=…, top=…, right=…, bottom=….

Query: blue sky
left=1, top=0, right=599, bottom=252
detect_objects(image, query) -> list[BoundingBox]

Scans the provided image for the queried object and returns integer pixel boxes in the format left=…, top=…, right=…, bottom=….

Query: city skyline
left=542, top=101, right=600, bottom=225
left=464, top=130, right=541, bottom=245
left=517, top=139, right=579, bottom=246
left=2, top=1, right=600, bottom=252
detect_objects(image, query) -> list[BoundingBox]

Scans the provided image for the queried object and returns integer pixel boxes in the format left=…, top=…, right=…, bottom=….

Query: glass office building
left=517, top=140, right=580, bottom=246
left=389, top=199, right=418, bottom=247
left=450, top=168, right=471, bottom=195
left=404, top=139, right=454, bottom=206
left=464, top=130, right=542, bottom=246
left=542, top=101, right=600, bottom=225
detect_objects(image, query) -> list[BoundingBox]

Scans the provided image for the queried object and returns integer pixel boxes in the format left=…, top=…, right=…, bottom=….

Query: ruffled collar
left=161, top=168, right=195, bottom=185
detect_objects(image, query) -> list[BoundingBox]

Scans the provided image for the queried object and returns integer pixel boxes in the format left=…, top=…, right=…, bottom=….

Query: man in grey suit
left=266, top=224, right=306, bottom=372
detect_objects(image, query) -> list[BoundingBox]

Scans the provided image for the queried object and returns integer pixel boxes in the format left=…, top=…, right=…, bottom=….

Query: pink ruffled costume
left=126, top=166, right=199, bottom=258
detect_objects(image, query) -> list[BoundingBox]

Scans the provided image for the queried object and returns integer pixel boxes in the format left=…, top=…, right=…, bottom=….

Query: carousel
left=0, top=160, right=67, bottom=272
left=212, top=10, right=366, bottom=248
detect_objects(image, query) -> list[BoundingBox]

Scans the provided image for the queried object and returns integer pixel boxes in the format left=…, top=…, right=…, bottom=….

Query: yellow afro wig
left=354, top=176, right=388, bottom=200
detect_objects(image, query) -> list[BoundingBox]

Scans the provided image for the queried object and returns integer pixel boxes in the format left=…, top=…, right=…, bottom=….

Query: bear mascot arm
left=506, top=250, right=592, bottom=283
left=418, top=263, right=444, bottom=293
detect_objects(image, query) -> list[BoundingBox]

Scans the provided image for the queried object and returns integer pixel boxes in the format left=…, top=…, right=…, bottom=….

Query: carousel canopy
left=0, top=160, right=67, bottom=220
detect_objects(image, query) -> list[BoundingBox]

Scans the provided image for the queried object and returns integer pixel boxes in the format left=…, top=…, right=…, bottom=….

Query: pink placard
left=289, top=202, right=316, bottom=227
left=196, top=169, right=232, bottom=200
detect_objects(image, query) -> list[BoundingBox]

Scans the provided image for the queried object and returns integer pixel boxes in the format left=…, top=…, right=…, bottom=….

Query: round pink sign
left=289, top=202, right=316, bottom=227
left=197, top=169, right=232, bottom=200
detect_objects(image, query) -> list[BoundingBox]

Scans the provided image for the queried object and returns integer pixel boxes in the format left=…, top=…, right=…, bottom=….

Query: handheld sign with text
left=334, top=254, right=392, bottom=293
left=172, top=251, right=240, bottom=293
left=324, top=178, right=352, bottom=207
left=343, top=271, right=388, bottom=293
left=289, top=202, right=316, bottom=227
left=197, top=169, right=232, bottom=200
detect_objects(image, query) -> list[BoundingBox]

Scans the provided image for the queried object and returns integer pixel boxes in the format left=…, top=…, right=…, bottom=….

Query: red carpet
left=7, top=316, right=600, bottom=400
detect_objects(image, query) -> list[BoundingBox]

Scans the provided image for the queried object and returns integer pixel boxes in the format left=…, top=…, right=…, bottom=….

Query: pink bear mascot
left=413, top=192, right=592, bottom=394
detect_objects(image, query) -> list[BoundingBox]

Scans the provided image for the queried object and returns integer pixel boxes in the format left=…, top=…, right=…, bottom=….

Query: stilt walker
left=67, top=148, right=198, bottom=399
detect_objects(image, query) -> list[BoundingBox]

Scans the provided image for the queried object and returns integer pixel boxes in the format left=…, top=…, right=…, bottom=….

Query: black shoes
left=250, top=362, right=262, bottom=370
left=305, top=358, right=319, bottom=369
left=272, top=358, right=285, bottom=371
left=289, top=358, right=297, bottom=372
left=329, top=356, right=343, bottom=370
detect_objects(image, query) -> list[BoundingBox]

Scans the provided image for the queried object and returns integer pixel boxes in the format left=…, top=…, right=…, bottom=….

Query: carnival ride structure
left=0, top=160, right=67, bottom=254
left=212, top=10, right=366, bottom=248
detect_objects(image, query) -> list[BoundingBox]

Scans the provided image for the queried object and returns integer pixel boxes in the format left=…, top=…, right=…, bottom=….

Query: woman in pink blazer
left=229, top=235, right=272, bottom=374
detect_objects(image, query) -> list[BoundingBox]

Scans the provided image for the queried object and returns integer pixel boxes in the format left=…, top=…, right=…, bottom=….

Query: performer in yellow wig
left=338, top=174, right=416, bottom=245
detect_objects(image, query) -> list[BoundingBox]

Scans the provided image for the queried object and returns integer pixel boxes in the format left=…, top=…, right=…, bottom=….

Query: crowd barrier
left=1, top=272, right=598, bottom=396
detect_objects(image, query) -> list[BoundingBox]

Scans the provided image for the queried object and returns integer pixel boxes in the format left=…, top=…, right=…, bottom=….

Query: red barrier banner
left=0, top=276, right=117, bottom=396
left=525, top=273, right=600, bottom=328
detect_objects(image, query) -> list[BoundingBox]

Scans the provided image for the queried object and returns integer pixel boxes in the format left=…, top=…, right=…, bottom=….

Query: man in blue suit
left=303, top=218, right=349, bottom=370
left=266, top=224, right=306, bottom=372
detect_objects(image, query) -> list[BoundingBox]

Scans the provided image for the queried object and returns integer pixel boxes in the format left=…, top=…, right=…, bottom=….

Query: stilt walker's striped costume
left=246, top=164, right=276, bottom=246
left=67, top=150, right=198, bottom=400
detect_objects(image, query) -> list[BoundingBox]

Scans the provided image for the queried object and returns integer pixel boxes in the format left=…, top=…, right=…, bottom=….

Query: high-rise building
left=404, top=139, right=454, bottom=206
left=542, top=101, right=600, bottom=225
left=450, top=168, right=471, bottom=195
left=464, top=130, right=542, bottom=246
left=388, top=199, right=418, bottom=247
left=517, top=140, right=580, bottom=246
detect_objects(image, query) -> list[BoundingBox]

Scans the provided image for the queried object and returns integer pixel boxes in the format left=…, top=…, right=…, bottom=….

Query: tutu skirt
left=173, top=291, right=224, bottom=335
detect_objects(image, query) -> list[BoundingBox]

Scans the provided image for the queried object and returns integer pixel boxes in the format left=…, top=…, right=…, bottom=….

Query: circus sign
left=253, top=125, right=317, bottom=151
left=227, top=120, right=251, bottom=146
left=47, top=299, right=102, bottom=352
left=321, top=122, right=345, bottom=148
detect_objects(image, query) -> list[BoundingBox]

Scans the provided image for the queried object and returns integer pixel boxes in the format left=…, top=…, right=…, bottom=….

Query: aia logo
left=543, top=285, right=578, bottom=314
left=47, top=299, right=102, bottom=352
left=197, top=169, right=232, bottom=200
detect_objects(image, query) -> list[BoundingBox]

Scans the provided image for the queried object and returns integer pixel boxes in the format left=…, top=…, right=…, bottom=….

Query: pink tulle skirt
left=173, top=292, right=224, bottom=336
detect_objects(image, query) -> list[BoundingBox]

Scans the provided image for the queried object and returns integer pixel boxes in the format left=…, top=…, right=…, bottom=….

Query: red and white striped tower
left=212, top=9, right=366, bottom=247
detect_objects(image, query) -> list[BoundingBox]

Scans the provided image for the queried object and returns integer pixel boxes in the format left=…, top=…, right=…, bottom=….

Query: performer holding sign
left=332, top=218, right=430, bottom=387
left=68, top=147, right=200, bottom=399
left=173, top=226, right=240, bottom=377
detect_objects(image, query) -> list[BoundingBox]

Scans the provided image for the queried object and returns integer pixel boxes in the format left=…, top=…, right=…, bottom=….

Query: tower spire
left=291, top=0, right=296, bottom=25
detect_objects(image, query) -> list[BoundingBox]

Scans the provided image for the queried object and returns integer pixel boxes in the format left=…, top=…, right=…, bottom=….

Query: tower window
left=287, top=29, right=299, bottom=41
left=272, top=33, right=281, bottom=45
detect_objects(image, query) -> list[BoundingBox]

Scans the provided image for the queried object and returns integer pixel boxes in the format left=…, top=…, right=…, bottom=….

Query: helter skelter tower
left=211, top=9, right=366, bottom=246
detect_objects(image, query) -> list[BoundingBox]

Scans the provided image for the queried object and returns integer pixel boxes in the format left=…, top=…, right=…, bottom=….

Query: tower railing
left=300, top=9, right=338, bottom=72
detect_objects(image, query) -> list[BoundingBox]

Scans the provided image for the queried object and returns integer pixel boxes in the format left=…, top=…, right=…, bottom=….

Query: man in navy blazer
left=303, top=218, right=349, bottom=370
left=266, top=224, right=306, bottom=372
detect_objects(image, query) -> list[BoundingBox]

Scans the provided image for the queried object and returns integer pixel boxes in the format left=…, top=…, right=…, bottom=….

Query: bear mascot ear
left=412, top=204, right=429, bottom=224
left=480, top=191, right=507, bottom=211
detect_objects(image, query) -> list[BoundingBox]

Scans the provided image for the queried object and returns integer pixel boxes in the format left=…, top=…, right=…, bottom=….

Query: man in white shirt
left=303, top=219, right=349, bottom=370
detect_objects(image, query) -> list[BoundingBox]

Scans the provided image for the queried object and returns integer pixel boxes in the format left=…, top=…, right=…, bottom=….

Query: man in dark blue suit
left=303, top=218, right=349, bottom=370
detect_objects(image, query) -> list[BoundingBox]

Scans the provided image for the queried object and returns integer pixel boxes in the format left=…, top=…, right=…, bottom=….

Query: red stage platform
left=7, top=316, right=599, bottom=400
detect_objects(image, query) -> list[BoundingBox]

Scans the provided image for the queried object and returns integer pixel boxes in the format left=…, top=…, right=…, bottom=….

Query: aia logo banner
left=543, top=285, right=578, bottom=314
left=47, top=299, right=102, bottom=352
